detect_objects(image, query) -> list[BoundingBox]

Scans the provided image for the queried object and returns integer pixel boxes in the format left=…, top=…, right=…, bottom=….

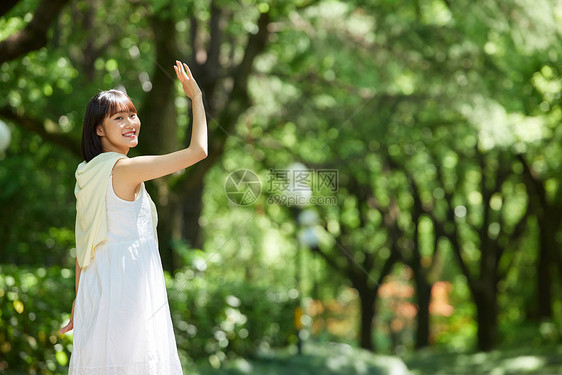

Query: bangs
left=82, top=88, right=137, bottom=162
left=104, top=90, right=137, bottom=117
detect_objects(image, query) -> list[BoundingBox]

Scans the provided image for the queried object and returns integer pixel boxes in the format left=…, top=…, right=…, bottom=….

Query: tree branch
left=432, top=158, right=475, bottom=287
left=311, top=244, right=346, bottom=276
left=207, top=1, right=222, bottom=72
left=190, top=14, right=198, bottom=62
left=0, top=0, right=70, bottom=64
left=0, top=0, right=20, bottom=18
left=0, top=105, right=81, bottom=157
left=230, top=11, right=270, bottom=101
left=497, top=200, right=530, bottom=280
left=175, top=10, right=271, bottom=196
left=517, top=153, right=547, bottom=209
left=194, top=2, right=224, bottom=112
left=377, top=248, right=399, bottom=286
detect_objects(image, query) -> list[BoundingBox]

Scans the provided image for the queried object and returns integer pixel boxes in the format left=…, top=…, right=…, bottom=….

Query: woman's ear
left=96, top=125, right=104, bottom=136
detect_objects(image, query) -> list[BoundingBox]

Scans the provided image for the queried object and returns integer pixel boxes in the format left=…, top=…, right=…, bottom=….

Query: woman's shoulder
left=75, top=152, right=128, bottom=189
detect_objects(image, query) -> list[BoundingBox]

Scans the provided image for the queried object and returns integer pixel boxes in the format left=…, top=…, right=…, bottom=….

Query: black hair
left=81, top=89, right=137, bottom=162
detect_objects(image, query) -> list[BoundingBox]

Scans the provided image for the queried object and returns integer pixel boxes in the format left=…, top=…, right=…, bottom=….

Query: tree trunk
left=181, top=177, right=205, bottom=249
left=148, top=184, right=179, bottom=272
left=410, top=189, right=431, bottom=349
left=473, top=284, right=497, bottom=351
left=414, top=275, right=432, bottom=349
left=355, top=282, right=376, bottom=351
left=518, top=154, right=557, bottom=318
left=138, top=13, right=179, bottom=272
left=536, top=215, right=554, bottom=319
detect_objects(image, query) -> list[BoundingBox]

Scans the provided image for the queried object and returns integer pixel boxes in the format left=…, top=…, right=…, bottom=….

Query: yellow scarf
left=74, top=152, right=158, bottom=268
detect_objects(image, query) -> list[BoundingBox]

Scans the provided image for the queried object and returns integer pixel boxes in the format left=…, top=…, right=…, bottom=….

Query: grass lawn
left=401, top=345, right=562, bottom=375
left=193, top=342, right=410, bottom=375
left=192, top=342, right=562, bottom=375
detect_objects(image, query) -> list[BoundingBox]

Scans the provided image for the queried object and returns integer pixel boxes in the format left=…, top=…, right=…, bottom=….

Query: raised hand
left=173, top=60, right=202, bottom=100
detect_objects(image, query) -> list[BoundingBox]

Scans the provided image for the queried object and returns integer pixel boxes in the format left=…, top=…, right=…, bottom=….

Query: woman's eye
left=130, top=114, right=137, bottom=118
left=115, top=116, right=123, bottom=120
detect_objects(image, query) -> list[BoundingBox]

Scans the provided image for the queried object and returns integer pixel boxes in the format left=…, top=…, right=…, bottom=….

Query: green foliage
left=166, top=267, right=296, bottom=366
left=0, top=264, right=297, bottom=373
left=431, top=275, right=477, bottom=352
left=0, top=126, right=78, bottom=266
left=0, top=264, right=74, bottom=374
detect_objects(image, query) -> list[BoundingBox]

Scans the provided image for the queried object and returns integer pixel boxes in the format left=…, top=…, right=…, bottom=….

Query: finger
left=175, top=60, right=183, bottom=75
left=173, top=65, right=186, bottom=83
left=178, top=60, right=186, bottom=73
left=183, top=63, right=193, bottom=79
left=181, top=64, right=189, bottom=79
left=175, top=61, right=188, bottom=80
left=59, top=323, right=71, bottom=335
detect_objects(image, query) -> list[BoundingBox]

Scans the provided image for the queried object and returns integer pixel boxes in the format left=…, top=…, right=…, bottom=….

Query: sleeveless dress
left=69, top=175, right=183, bottom=375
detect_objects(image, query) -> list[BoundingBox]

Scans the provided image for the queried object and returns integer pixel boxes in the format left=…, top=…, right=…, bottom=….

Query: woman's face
left=97, top=110, right=141, bottom=154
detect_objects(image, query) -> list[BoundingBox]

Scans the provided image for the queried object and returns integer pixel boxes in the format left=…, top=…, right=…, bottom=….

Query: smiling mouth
left=123, top=131, right=136, bottom=138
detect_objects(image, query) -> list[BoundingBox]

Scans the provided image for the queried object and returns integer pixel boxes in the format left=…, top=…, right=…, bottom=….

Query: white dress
left=69, top=175, right=183, bottom=375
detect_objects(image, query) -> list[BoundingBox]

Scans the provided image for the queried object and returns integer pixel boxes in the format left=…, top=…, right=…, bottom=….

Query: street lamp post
left=286, top=163, right=321, bottom=355
left=298, top=220, right=320, bottom=300
left=287, top=162, right=310, bottom=355
left=294, top=210, right=320, bottom=356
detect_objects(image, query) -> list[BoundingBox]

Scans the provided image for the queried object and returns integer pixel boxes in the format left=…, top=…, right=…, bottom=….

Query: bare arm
left=113, top=60, right=208, bottom=187
left=59, top=260, right=81, bottom=335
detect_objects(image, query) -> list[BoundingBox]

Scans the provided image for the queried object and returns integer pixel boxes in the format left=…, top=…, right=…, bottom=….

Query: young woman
left=58, top=60, right=207, bottom=374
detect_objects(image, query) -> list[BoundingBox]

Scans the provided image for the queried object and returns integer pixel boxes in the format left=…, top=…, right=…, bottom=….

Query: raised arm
left=112, top=61, right=208, bottom=190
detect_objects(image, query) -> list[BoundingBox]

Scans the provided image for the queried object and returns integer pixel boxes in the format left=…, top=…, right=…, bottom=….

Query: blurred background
left=0, top=0, right=561, bottom=374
